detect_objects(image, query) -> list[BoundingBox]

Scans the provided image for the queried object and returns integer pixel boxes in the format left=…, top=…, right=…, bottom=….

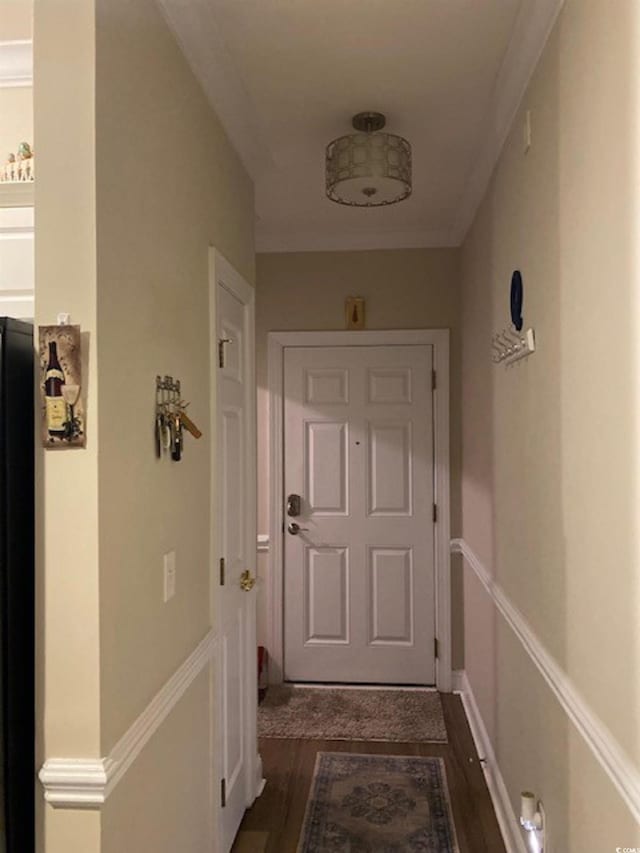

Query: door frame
left=209, top=248, right=262, bottom=852
left=267, top=329, right=452, bottom=693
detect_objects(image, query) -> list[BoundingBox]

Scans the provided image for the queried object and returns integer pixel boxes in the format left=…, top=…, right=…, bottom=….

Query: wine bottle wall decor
left=39, top=325, right=85, bottom=448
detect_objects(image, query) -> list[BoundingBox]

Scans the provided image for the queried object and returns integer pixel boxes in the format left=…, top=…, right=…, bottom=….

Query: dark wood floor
left=233, top=693, right=505, bottom=853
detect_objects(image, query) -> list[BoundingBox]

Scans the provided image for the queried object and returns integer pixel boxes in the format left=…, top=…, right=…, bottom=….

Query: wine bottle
left=44, top=341, right=67, bottom=437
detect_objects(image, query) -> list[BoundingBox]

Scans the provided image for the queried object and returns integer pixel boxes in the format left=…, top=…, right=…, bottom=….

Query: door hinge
left=219, top=557, right=225, bottom=586
left=431, top=369, right=437, bottom=391
left=434, top=638, right=439, bottom=659
left=221, top=777, right=226, bottom=808
left=433, top=503, right=438, bottom=524
left=218, top=337, right=231, bottom=368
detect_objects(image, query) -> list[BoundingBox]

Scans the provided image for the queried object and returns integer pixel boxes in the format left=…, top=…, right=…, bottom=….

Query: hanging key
left=171, top=412, right=183, bottom=461
left=179, top=410, right=202, bottom=439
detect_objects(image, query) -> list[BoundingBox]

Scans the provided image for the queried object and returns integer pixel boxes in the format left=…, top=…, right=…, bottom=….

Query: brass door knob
left=240, top=569, right=256, bottom=592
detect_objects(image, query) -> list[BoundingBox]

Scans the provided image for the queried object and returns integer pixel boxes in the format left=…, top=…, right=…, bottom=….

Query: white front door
left=214, top=256, right=258, bottom=853
left=283, top=345, right=436, bottom=685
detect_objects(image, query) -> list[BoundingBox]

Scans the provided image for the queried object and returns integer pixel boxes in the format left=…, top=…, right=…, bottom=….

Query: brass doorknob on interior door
left=287, top=522, right=309, bottom=535
left=240, top=569, right=256, bottom=591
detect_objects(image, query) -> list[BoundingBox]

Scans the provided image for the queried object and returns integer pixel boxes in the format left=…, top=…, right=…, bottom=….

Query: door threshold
left=283, top=681, right=438, bottom=692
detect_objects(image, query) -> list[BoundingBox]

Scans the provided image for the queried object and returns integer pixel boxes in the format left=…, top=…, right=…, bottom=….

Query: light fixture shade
left=326, top=129, right=412, bottom=207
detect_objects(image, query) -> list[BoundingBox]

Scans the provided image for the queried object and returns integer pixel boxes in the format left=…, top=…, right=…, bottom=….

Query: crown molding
left=155, top=0, right=272, bottom=180
left=452, top=538, right=640, bottom=827
left=39, top=631, right=217, bottom=808
left=0, top=41, right=32, bottom=88
left=449, top=0, right=565, bottom=244
left=256, top=227, right=457, bottom=254
left=157, top=0, right=565, bottom=252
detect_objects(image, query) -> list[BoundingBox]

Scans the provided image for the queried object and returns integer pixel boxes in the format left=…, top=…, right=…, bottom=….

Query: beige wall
left=0, top=87, right=33, bottom=162
left=95, top=0, right=254, bottom=753
left=0, top=1, right=33, bottom=158
left=35, top=2, right=101, bottom=850
left=461, top=0, right=640, bottom=846
left=35, top=0, right=253, bottom=850
left=1, top=1, right=32, bottom=40
left=102, top=671, right=213, bottom=853
left=255, top=249, right=464, bottom=669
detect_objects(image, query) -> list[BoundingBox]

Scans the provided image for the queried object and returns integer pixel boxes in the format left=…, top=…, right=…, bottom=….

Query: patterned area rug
left=258, top=686, right=447, bottom=743
left=298, top=752, right=459, bottom=852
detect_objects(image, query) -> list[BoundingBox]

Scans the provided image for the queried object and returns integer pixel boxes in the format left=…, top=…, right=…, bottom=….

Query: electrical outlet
left=163, top=551, right=176, bottom=602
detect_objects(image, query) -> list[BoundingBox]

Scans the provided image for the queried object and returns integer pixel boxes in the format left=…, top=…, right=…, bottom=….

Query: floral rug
left=258, top=686, right=447, bottom=743
left=298, top=752, right=459, bottom=853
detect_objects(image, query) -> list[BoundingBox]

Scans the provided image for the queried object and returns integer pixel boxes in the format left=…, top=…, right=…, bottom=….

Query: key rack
left=155, top=375, right=202, bottom=461
left=492, top=327, right=536, bottom=366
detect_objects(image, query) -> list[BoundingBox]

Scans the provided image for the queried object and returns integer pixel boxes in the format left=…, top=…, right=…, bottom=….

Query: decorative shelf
left=0, top=182, right=34, bottom=208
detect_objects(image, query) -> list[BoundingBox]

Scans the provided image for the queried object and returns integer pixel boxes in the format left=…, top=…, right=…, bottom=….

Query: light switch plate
left=163, top=551, right=176, bottom=602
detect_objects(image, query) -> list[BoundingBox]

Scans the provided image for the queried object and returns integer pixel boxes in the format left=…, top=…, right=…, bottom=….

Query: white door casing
left=268, top=330, right=452, bottom=691
left=210, top=250, right=261, bottom=853
left=283, top=345, right=435, bottom=684
left=0, top=206, right=34, bottom=319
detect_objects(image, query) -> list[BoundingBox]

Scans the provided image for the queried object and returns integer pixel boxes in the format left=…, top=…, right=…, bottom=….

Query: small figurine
left=17, top=142, right=33, bottom=160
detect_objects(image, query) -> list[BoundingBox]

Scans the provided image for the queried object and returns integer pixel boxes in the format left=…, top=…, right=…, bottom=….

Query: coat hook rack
left=154, top=375, right=202, bottom=462
left=492, top=327, right=536, bottom=366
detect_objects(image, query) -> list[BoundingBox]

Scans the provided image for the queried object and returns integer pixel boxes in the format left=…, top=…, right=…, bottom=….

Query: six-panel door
left=283, top=345, right=435, bottom=684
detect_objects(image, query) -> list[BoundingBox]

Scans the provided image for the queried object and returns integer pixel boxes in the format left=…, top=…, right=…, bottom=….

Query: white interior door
left=215, top=259, right=258, bottom=853
left=283, top=345, right=436, bottom=685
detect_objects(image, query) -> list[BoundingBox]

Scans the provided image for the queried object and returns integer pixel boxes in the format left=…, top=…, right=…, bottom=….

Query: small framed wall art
left=39, top=325, right=85, bottom=448
left=345, top=296, right=365, bottom=330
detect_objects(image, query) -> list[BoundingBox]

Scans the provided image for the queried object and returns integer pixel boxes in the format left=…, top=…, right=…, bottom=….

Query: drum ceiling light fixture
left=325, top=112, right=412, bottom=207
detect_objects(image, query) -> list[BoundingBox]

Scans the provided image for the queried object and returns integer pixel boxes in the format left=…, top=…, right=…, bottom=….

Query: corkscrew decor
left=39, top=325, right=85, bottom=448
left=155, top=375, right=202, bottom=462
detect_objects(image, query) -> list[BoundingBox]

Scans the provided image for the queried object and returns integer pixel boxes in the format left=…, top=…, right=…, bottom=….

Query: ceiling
left=158, top=0, right=563, bottom=252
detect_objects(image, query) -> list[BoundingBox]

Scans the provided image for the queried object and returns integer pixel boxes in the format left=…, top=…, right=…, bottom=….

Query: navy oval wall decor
left=510, top=270, right=524, bottom=331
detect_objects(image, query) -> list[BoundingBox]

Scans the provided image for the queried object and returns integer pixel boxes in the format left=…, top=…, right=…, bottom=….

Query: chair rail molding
left=39, top=631, right=217, bottom=808
left=451, top=538, right=640, bottom=826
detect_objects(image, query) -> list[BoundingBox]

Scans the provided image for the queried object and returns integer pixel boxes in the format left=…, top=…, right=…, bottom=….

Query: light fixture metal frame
left=325, top=112, right=412, bottom=208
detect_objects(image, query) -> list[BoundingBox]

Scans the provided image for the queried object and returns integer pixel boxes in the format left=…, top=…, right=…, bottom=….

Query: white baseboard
left=452, top=538, right=640, bottom=828
left=454, top=670, right=527, bottom=853
left=39, top=630, right=217, bottom=808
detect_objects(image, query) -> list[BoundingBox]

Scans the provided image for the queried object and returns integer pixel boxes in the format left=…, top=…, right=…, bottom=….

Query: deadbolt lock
left=287, top=493, right=302, bottom=517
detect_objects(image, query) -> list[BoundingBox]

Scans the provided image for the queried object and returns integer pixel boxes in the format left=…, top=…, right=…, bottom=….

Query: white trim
left=39, top=631, right=217, bottom=808
left=256, top=228, right=456, bottom=254
left=287, top=682, right=438, bottom=693
left=0, top=40, right=32, bottom=88
left=449, top=0, right=565, bottom=244
left=157, top=0, right=272, bottom=179
left=268, top=329, right=452, bottom=691
left=257, top=534, right=270, bottom=553
left=0, top=183, right=34, bottom=208
left=157, top=1, right=564, bottom=253
left=452, top=538, right=640, bottom=827
left=454, top=671, right=527, bottom=853
left=451, top=669, right=465, bottom=694
left=210, top=249, right=263, bottom=853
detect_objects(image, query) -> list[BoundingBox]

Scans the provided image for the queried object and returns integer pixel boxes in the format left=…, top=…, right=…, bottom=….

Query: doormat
left=298, top=752, right=459, bottom=853
left=258, top=686, right=447, bottom=743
